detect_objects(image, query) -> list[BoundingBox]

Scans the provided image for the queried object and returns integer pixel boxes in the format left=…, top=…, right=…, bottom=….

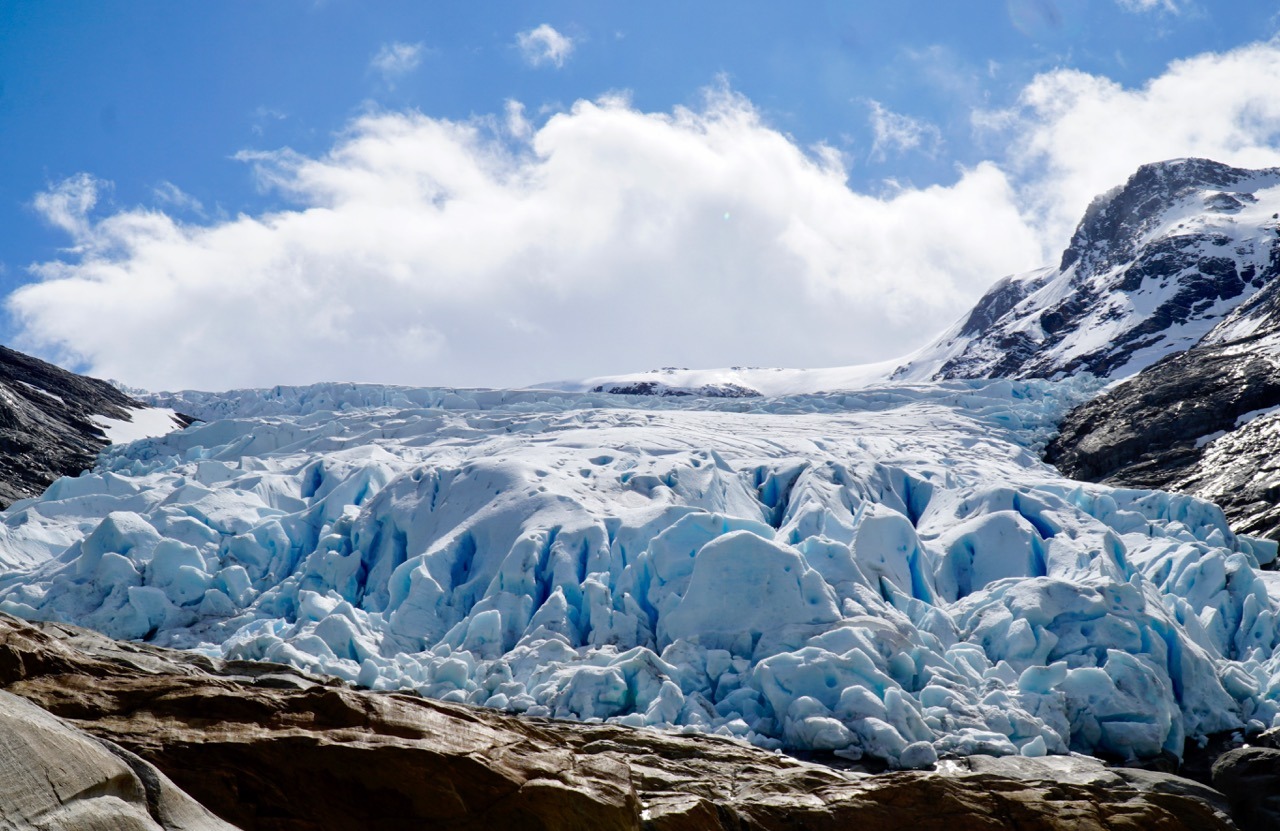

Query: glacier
left=2, top=376, right=1279, bottom=769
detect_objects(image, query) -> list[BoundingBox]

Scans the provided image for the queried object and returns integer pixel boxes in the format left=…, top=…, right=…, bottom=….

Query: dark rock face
left=592, top=380, right=761, bottom=398
left=956, top=272, right=1056, bottom=340
left=1212, top=747, right=1280, bottom=830
left=1043, top=330, right=1280, bottom=541
left=0, top=344, right=158, bottom=507
left=1057, top=159, right=1254, bottom=276
left=1172, top=410, right=1280, bottom=541
left=0, top=613, right=1239, bottom=831
left=1044, top=338, right=1280, bottom=483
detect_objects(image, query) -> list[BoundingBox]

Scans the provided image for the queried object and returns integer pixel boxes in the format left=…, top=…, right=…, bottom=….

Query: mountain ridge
left=895, top=157, right=1280, bottom=383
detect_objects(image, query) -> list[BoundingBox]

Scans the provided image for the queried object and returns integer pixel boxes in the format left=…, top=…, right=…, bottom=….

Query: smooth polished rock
left=0, top=689, right=236, bottom=831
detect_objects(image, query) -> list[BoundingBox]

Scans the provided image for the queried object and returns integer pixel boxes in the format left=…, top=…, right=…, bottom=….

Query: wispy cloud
left=867, top=101, right=943, bottom=161
left=31, top=173, right=103, bottom=238
left=152, top=181, right=204, bottom=216
left=370, top=41, right=424, bottom=82
left=1115, top=0, right=1181, bottom=12
left=516, top=24, right=574, bottom=68
left=504, top=99, right=533, bottom=140
left=250, top=105, right=288, bottom=137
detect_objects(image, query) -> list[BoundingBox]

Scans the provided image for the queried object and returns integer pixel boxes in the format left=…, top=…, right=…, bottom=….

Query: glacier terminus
left=0, top=374, right=1275, bottom=771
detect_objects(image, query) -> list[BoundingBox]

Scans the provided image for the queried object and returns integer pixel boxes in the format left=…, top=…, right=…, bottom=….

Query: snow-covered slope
left=896, top=158, right=1280, bottom=382
left=91, top=406, right=187, bottom=445
left=2, top=378, right=1278, bottom=769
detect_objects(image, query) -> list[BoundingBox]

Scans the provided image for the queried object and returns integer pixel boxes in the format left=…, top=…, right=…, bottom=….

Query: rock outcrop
left=0, top=613, right=1239, bottom=830
left=0, top=344, right=179, bottom=508
left=1212, top=746, right=1280, bottom=830
left=1044, top=337, right=1280, bottom=542
left=0, top=689, right=236, bottom=831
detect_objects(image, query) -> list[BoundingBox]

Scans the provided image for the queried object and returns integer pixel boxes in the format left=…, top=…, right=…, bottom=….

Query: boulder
left=1212, top=746, right=1280, bottom=830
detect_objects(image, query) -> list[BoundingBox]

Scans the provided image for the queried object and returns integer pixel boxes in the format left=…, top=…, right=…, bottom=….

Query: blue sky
left=3, top=1, right=1280, bottom=389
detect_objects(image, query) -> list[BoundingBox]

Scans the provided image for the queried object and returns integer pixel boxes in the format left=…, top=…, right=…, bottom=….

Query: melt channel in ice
left=1, top=377, right=1278, bottom=769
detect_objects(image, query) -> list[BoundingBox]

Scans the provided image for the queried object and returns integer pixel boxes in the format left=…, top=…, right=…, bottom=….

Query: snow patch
left=1194, top=430, right=1227, bottom=450
left=92, top=407, right=186, bottom=445
left=1235, top=405, right=1280, bottom=428
left=15, top=381, right=65, bottom=404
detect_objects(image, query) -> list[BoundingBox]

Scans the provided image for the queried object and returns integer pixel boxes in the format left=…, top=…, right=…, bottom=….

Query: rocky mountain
left=0, top=345, right=187, bottom=508
left=0, top=612, right=1248, bottom=830
left=896, top=158, right=1280, bottom=383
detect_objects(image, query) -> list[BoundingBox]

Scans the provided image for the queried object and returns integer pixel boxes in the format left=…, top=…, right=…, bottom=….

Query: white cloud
left=984, top=41, right=1280, bottom=246
left=370, top=41, right=424, bottom=81
left=1115, top=0, right=1180, bottom=13
left=517, top=24, right=574, bottom=68
left=867, top=101, right=943, bottom=161
left=14, top=42, right=1280, bottom=392
left=32, top=173, right=104, bottom=239
left=10, top=91, right=1041, bottom=391
left=152, top=181, right=204, bottom=215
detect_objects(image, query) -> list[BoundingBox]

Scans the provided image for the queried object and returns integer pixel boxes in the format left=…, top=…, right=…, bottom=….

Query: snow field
left=0, top=377, right=1276, bottom=768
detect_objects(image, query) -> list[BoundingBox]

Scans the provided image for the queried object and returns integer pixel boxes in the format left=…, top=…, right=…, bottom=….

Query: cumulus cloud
left=370, top=41, right=424, bottom=81
left=984, top=41, right=1280, bottom=245
left=867, top=101, right=943, bottom=161
left=14, top=41, right=1280, bottom=392
left=9, top=90, right=1041, bottom=391
left=517, top=24, right=574, bottom=68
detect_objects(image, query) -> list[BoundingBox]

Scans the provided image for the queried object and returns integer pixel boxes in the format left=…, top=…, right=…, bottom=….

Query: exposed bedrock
left=1212, top=746, right=1280, bottom=831
left=1044, top=338, right=1280, bottom=540
left=0, top=613, right=1241, bottom=831
left=0, top=689, right=236, bottom=831
left=0, top=345, right=144, bottom=507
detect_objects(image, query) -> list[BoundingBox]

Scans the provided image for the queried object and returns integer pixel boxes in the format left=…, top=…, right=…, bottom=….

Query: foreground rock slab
left=0, top=614, right=1236, bottom=831
left=0, top=689, right=236, bottom=831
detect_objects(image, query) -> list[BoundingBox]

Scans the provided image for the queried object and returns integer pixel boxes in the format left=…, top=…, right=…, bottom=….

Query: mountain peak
left=897, top=158, right=1280, bottom=383
left=1059, top=157, right=1270, bottom=274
